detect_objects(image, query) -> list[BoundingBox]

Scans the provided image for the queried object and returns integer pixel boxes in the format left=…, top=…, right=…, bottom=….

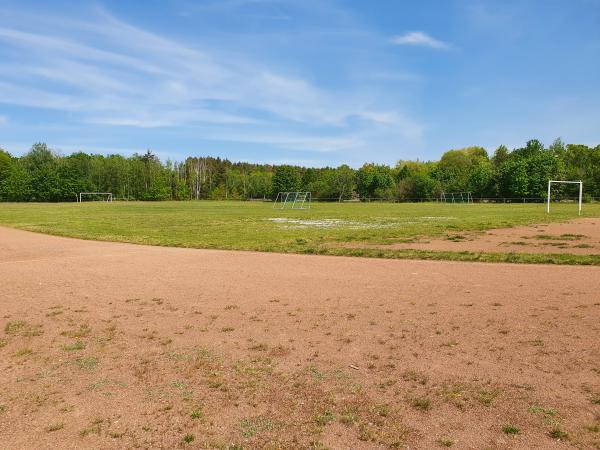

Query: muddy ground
left=1, top=227, right=599, bottom=449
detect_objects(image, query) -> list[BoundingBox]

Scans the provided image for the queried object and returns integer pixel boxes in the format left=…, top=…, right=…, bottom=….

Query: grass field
left=0, top=201, right=599, bottom=264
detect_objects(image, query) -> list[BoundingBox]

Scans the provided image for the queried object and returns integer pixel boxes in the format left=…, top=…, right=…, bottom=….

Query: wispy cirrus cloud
left=390, top=31, right=450, bottom=50
left=0, top=3, right=425, bottom=163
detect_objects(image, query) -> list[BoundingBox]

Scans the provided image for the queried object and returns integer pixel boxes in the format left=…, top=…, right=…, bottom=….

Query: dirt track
left=1, top=227, right=599, bottom=449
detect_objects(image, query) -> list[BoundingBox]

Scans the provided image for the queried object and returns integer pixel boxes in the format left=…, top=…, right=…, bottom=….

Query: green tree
left=356, top=163, right=394, bottom=199
left=271, top=165, right=301, bottom=196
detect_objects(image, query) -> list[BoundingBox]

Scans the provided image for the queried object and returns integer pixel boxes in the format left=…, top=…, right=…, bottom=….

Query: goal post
left=273, top=192, right=311, bottom=209
left=78, top=192, right=113, bottom=203
left=440, top=192, right=473, bottom=204
left=547, top=180, right=582, bottom=215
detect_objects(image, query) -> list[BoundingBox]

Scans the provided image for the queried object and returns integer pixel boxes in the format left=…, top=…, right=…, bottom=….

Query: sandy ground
left=338, top=218, right=600, bottom=255
left=1, top=227, right=599, bottom=450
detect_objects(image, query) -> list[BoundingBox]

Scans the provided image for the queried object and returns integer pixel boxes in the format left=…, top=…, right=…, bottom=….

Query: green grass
left=0, top=201, right=598, bottom=264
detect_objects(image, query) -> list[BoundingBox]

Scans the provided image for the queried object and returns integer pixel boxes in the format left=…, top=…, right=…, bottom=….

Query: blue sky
left=0, top=0, right=599, bottom=167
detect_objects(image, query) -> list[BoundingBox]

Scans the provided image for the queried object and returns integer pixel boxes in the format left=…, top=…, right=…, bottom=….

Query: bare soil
left=338, top=218, right=600, bottom=255
left=1, top=226, right=599, bottom=450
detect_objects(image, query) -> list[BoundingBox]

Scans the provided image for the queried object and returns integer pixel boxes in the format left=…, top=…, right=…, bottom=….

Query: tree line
left=0, top=139, right=598, bottom=202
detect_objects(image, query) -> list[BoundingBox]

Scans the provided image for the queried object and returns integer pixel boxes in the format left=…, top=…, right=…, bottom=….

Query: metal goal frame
left=78, top=192, right=113, bottom=203
left=273, top=192, right=311, bottom=209
left=440, top=192, right=474, bottom=204
left=547, top=180, right=582, bottom=215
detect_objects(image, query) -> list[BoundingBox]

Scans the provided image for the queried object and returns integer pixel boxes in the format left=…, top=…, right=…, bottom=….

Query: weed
left=339, top=410, right=358, bottom=426
left=183, top=433, right=195, bottom=443
left=502, top=425, right=520, bottom=435
left=549, top=428, right=569, bottom=440
left=0, top=338, right=7, bottom=348
left=438, top=438, right=454, bottom=447
left=529, top=405, right=557, bottom=416
left=411, top=397, right=431, bottom=411
left=76, top=357, right=99, bottom=370
left=314, top=411, right=336, bottom=426
left=61, top=324, right=91, bottom=338
left=4, top=321, right=26, bottom=334
left=15, top=348, right=33, bottom=356
left=240, top=417, right=273, bottom=437
left=45, top=423, right=64, bottom=432
left=63, top=341, right=86, bottom=351
left=191, top=409, right=203, bottom=419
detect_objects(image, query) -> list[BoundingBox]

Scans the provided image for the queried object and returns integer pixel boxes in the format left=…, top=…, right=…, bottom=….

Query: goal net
left=78, top=192, right=113, bottom=203
left=547, top=180, right=582, bottom=215
left=440, top=192, right=473, bottom=204
left=273, top=192, right=311, bottom=209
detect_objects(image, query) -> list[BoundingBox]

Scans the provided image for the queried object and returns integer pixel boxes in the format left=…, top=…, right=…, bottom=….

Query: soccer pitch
left=0, top=201, right=599, bottom=264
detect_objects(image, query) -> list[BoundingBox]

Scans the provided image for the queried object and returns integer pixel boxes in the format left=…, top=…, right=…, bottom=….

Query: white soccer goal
left=273, top=192, right=311, bottom=209
left=547, top=180, right=582, bottom=215
left=441, top=192, right=473, bottom=204
left=78, top=192, right=113, bottom=203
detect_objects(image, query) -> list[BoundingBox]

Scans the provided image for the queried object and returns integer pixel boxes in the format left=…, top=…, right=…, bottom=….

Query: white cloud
left=390, top=31, right=450, bottom=50
left=0, top=115, right=7, bottom=126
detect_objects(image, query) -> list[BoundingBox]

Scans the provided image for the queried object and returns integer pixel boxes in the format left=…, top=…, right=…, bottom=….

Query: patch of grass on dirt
left=61, top=324, right=91, bottom=338
left=63, top=341, right=86, bottom=351
left=437, top=438, right=455, bottom=447
left=314, top=411, right=336, bottom=427
left=503, top=425, right=521, bottom=435
left=5, top=320, right=43, bottom=337
left=76, top=356, right=99, bottom=370
left=529, top=405, right=558, bottom=416
left=182, top=434, right=195, bottom=443
left=549, top=428, right=569, bottom=440
left=45, top=423, right=64, bottom=432
left=411, top=397, right=431, bottom=411
left=240, top=417, right=274, bottom=437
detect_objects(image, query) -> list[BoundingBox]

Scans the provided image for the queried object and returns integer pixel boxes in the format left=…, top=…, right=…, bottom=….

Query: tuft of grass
left=411, top=397, right=431, bottom=411
left=220, top=327, right=235, bottom=332
left=437, top=438, right=454, bottom=447
left=314, top=411, right=336, bottom=427
left=502, top=425, right=520, bottom=435
left=549, top=428, right=569, bottom=440
left=61, top=324, right=91, bottom=338
left=191, top=409, right=203, bottom=419
left=528, top=405, right=557, bottom=416
left=4, top=320, right=26, bottom=335
left=45, top=423, right=64, bottom=432
left=0, top=338, right=7, bottom=348
left=240, top=417, right=274, bottom=438
left=15, top=348, right=33, bottom=356
left=182, top=434, right=195, bottom=443
left=63, top=341, right=86, bottom=351
left=76, top=356, right=99, bottom=370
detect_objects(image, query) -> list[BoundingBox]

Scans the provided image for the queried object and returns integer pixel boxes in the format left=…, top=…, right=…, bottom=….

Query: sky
left=0, top=0, right=599, bottom=167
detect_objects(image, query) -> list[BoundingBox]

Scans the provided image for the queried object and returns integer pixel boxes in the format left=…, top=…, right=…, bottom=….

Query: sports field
left=0, top=201, right=599, bottom=264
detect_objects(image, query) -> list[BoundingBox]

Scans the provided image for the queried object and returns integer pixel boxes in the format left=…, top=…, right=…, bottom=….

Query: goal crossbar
left=547, top=180, right=582, bottom=215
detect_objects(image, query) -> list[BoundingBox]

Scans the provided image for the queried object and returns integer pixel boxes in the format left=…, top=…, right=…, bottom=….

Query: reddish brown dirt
left=1, top=226, right=599, bottom=450
left=340, top=218, right=600, bottom=255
